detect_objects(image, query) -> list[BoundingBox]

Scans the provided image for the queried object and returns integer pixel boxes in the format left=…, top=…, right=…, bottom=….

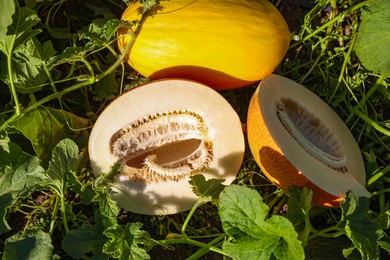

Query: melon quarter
left=89, top=79, right=245, bottom=215
left=247, top=74, right=371, bottom=207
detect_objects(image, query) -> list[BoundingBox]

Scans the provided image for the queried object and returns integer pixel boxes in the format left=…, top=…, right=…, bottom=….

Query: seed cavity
left=110, top=110, right=214, bottom=183
left=276, top=98, right=348, bottom=173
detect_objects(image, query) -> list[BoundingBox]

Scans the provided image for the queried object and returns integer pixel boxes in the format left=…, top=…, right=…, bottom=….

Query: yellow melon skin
left=247, top=84, right=342, bottom=208
left=118, top=0, right=290, bottom=90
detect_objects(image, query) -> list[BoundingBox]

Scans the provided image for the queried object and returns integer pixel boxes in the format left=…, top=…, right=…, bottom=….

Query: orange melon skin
left=247, top=87, right=343, bottom=208
left=118, top=0, right=290, bottom=90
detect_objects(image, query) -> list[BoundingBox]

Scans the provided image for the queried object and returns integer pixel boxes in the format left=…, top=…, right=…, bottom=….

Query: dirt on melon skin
left=117, top=0, right=290, bottom=90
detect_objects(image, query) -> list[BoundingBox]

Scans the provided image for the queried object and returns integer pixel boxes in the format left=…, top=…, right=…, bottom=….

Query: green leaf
left=11, top=106, right=89, bottom=165
left=67, top=171, right=95, bottom=205
left=103, top=222, right=152, bottom=260
left=0, top=0, right=16, bottom=41
left=62, top=211, right=109, bottom=259
left=0, top=134, right=23, bottom=165
left=33, top=39, right=57, bottom=64
left=0, top=193, right=12, bottom=233
left=340, top=191, right=383, bottom=259
left=92, top=164, right=121, bottom=218
left=92, top=187, right=120, bottom=219
left=354, top=0, right=390, bottom=77
left=0, top=154, right=48, bottom=233
left=0, top=39, right=48, bottom=93
left=46, top=46, right=93, bottom=70
left=378, top=234, right=390, bottom=254
left=189, top=174, right=225, bottom=202
left=78, top=19, right=122, bottom=48
left=3, top=229, right=53, bottom=260
left=0, top=5, right=41, bottom=55
left=220, top=185, right=304, bottom=260
left=92, top=72, right=119, bottom=101
left=46, top=138, right=79, bottom=195
left=286, top=186, right=313, bottom=246
left=47, top=138, right=79, bottom=181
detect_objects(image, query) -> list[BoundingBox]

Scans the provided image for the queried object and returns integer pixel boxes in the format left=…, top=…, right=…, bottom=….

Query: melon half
left=247, top=74, right=371, bottom=207
left=88, top=79, right=245, bottom=215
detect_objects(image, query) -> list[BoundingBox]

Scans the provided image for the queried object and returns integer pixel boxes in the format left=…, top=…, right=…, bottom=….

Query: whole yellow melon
left=117, top=0, right=290, bottom=90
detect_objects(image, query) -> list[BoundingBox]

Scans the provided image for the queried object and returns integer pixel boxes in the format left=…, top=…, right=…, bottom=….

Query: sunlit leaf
left=220, top=185, right=304, bottom=260
left=79, top=19, right=121, bottom=48
left=46, top=138, right=79, bottom=195
left=340, top=191, right=383, bottom=259
left=11, top=106, right=89, bottom=165
left=92, top=187, right=120, bottom=219
left=0, top=154, right=48, bottom=233
left=103, top=222, right=152, bottom=260
left=355, top=0, right=390, bottom=77
left=0, top=5, right=41, bottom=55
left=0, top=39, right=48, bottom=93
left=46, top=46, right=93, bottom=70
left=0, top=0, right=16, bottom=40
left=3, top=229, right=53, bottom=260
left=189, top=174, right=225, bottom=202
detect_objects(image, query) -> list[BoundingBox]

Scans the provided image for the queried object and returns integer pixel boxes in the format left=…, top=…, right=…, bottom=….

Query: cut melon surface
left=247, top=74, right=371, bottom=207
left=88, top=79, right=245, bottom=215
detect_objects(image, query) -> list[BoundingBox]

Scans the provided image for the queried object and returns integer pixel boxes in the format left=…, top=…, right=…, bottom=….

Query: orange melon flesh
left=89, top=79, right=245, bottom=215
left=117, top=0, right=290, bottom=90
left=247, top=74, right=371, bottom=207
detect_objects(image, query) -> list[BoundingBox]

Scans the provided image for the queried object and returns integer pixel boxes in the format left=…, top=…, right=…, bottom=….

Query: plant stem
left=96, top=6, right=152, bottom=81
left=49, top=195, right=60, bottom=234
left=308, top=225, right=342, bottom=241
left=80, top=57, right=96, bottom=82
left=0, top=79, right=93, bottom=132
left=44, top=65, right=64, bottom=110
left=289, top=1, right=371, bottom=49
left=161, top=237, right=230, bottom=258
left=60, top=195, right=70, bottom=234
left=186, top=234, right=226, bottom=260
left=352, top=108, right=390, bottom=136
left=329, top=29, right=359, bottom=103
left=299, top=53, right=322, bottom=84
left=372, top=188, right=390, bottom=196
left=7, top=54, right=21, bottom=116
left=0, top=0, right=155, bottom=133
left=367, top=164, right=390, bottom=186
left=181, top=196, right=211, bottom=235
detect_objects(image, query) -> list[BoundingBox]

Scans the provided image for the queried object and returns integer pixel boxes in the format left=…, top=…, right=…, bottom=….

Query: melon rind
left=247, top=74, right=370, bottom=206
left=88, top=79, right=245, bottom=215
left=118, top=0, right=290, bottom=90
